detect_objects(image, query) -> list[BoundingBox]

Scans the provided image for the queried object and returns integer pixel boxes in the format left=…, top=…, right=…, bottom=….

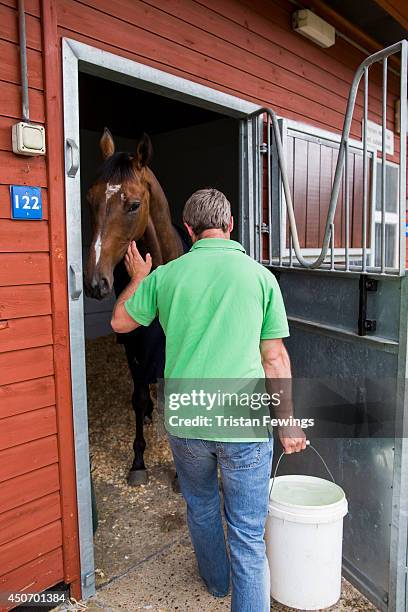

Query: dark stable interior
left=78, top=72, right=239, bottom=337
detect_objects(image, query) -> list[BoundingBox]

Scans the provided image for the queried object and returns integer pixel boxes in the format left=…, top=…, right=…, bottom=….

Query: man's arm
left=260, top=338, right=306, bottom=454
left=111, top=241, right=152, bottom=334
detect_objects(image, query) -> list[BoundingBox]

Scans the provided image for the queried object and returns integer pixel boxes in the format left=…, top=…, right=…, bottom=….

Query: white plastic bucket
left=266, top=459, right=348, bottom=610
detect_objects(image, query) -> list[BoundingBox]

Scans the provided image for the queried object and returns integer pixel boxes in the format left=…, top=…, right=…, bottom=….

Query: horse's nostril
left=85, top=274, right=111, bottom=300
left=99, top=277, right=110, bottom=295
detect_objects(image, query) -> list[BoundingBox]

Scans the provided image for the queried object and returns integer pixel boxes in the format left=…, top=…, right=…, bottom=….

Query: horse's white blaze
left=94, top=233, right=102, bottom=266
left=95, top=183, right=121, bottom=266
left=105, top=182, right=121, bottom=200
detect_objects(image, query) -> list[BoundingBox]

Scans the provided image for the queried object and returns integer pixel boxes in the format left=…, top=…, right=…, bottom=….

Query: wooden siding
left=55, top=0, right=399, bottom=137
left=0, top=549, right=64, bottom=604
left=0, top=0, right=406, bottom=606
left=0, top=0, right=79, bottom=606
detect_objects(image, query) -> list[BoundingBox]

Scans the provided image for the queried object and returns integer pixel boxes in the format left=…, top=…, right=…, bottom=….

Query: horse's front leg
left=128, top=379, right=150, bottom=486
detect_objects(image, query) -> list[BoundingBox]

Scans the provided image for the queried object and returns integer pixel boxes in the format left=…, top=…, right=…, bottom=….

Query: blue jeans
left=168, top=434, right=273, bottom=612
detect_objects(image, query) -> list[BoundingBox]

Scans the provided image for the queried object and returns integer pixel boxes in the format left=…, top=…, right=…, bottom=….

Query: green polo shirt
left=124, top=238, right=289, bottom=440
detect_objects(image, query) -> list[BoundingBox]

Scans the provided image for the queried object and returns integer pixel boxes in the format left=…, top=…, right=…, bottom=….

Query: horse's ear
left=100, top=127, right=115, bottom=160
left=135, top=133, right=152, bottom=168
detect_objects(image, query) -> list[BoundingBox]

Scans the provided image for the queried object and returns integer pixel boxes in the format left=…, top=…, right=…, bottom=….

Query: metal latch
left=358, top=275, right=377, bottom=336
left=82, top=570, right=95, bottom=588
left=66, top=137, right=79, bottom=177
left=69, top=263, right=83, bottom=301
left=259, top=142, right=268, bottom=153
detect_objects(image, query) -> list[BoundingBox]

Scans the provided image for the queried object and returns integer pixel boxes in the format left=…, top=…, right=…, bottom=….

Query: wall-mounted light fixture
left=292, top=9, right=335, bottom=48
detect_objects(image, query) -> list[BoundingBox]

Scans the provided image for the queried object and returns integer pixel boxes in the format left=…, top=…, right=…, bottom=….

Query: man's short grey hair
left=183, top=188, right=232, bottom=235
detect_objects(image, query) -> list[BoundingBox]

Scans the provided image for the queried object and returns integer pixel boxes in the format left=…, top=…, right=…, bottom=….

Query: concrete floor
left=54, top=336, right=378, bottom=611
left=61, top=546, right=377, bottom=612
left=56, top=481, right=378, bottom=612
left=56, top=532, right=378, bottom=611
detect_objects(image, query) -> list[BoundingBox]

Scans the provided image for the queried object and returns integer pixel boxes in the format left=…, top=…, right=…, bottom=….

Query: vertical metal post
left=389, top=275, right=408, bottom=610
left=239, top=119, right=249, bottom=253
left=362, top=67, right=369, bottom=272
left=246, top=118, right=255, bottom=259
left=398, top=41, right=407, bottom=275
left=62, top=39, right=95, bottom=601
left=279, top=119, right=287, bottom=267
left=258, top=115, right=264, bottom=262
left=267, top=115, right=272, bottom=265
left=369, top=154, right=377, bottom=269
left=18, top=0, right=30, bottom=121
left=253, top=116, right=260, bottom=262
left=250, top=117, right=259, bottom=260
left=344, top=140, right=350, bottom=271
left=330, top=223, right=335, bottom=270
left=289, top=233, right=293, bottom=267
left=381, top=57, right=388, bottom=273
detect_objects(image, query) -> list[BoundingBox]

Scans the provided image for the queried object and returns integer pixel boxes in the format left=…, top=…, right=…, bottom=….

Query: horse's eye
left=128, top=201, right=141, bottom=213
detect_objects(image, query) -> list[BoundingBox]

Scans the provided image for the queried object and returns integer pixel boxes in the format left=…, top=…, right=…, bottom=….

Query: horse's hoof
left=172, top=475, right=181, bottom=494
left=128, top=469, right=149, bottom=486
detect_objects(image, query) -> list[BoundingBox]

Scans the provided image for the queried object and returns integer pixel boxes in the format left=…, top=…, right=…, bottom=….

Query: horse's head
left=84, top=128, right=152, bottom=300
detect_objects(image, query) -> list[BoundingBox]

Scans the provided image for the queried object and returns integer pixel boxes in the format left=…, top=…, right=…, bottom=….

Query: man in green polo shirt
left=111, top=188, right=306, bottom=612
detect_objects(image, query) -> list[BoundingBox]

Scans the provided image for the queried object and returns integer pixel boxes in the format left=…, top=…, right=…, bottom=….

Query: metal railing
left=248, top=40, right=407, bottom=276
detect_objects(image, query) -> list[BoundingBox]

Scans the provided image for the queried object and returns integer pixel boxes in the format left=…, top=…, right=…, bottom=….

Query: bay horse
left=84, top=128, right=185, bottom=486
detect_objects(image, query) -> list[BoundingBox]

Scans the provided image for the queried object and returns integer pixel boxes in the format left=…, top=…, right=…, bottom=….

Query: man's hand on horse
left=278, top=425, right=307, bottom=454
left=111, top=242, right=151, bottom=334
left=125, top=241, right=152, bottom=280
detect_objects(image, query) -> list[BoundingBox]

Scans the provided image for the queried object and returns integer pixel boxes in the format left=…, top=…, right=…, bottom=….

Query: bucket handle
left=270, top=441, right=335, bottom=498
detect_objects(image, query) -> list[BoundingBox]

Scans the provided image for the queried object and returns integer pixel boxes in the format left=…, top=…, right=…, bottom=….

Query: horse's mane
left=98, top=152, right=136, bottom=184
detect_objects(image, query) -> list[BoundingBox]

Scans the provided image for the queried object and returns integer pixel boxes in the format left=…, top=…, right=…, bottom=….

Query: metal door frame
left=62, top=37, right=260, bottom=598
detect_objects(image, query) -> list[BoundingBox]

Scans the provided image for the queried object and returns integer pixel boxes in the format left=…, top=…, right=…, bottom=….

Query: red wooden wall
left=55, top=0, right=400, bottom=137
left=284, top=136, right=372, bottom=250
left=0, top=0, right=80, bottom=608
left=0, top=0, right=64, bottom=603
left=0, top=0, right=405, bottom=605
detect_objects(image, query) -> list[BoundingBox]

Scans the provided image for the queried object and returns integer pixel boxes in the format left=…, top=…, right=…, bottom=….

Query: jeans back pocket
left=218, top=442, right=263, bottom=470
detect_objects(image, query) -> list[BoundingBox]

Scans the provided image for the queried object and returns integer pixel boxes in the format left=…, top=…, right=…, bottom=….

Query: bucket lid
left=269, top=475, right=348, bottom=524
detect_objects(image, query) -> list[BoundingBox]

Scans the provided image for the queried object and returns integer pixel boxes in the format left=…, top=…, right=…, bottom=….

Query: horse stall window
left=264, top=119, right=379, bottom=270
left=78, top=72, right=240, bottom=586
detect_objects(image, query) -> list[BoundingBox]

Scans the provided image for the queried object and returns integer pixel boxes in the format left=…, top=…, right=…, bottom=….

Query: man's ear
left=184, top=222, right=195, bottom=240
left=135, top=133, right=153, bottom=168
left=100, top=127, right=115, bottom=160
left=228, top=216, right=234, bottom=233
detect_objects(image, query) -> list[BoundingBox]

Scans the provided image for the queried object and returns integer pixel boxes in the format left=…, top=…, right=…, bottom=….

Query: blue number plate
left=10, top=185, right=42, bottom=220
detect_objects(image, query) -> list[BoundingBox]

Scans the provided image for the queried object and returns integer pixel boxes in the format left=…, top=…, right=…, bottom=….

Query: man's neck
left=195, top=229, right=230, bottom=241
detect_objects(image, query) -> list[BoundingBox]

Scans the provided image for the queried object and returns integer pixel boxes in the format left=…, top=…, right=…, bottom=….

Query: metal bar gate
left=245, top=40, right=407, bottom=277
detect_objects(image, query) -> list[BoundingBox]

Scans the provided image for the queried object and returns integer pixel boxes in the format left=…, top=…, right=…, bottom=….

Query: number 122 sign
left=10, top=185, right=42, bottom=220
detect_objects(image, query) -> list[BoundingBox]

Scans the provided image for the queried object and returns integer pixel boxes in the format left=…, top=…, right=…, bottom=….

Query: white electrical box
left=292, top=9, right=335, bottom=48
left=12, top=122, right=46, bottom=156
